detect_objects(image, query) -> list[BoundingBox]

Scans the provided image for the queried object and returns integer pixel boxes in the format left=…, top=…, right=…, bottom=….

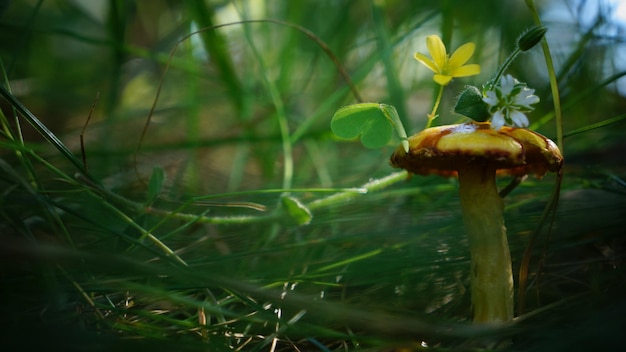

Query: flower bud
left=517, top=25, right=547, bottom=52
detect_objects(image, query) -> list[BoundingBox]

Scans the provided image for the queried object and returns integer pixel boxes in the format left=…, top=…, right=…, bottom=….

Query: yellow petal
left=414, top=52, right=439, bottom=73
left=433, top=74, right=452, bottom=86
left=448, top=42, right=475, bottom=70
left=426, top=35, right=447, bottom=70
left=452, top=64, right=481, bottom=78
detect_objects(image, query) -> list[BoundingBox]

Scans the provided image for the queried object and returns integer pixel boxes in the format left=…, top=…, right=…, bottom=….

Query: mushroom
left=390, top=121, right=563, bottom=324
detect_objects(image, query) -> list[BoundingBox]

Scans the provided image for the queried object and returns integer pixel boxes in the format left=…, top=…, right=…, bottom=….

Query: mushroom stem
left=458, top=166, right=514, bottom=324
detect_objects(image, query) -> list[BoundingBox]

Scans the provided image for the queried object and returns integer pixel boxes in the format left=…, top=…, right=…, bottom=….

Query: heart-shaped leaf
left=331, top=103, right=408, bottom=152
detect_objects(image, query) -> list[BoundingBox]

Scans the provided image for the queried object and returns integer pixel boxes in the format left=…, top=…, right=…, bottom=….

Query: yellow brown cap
left=390, top=122, right=563, bottom=177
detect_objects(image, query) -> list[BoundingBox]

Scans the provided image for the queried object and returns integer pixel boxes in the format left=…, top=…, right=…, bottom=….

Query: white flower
left=482, top=74, right=539, bottom=130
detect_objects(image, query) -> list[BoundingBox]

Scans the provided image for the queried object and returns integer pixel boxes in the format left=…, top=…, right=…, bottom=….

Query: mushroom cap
left=390, top=122, right=563, bottom=177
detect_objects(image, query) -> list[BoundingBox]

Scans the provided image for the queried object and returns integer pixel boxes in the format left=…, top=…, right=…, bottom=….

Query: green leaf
left=281, top=195, right=312, bottom=225
left=147, top=166, right=166, bottom=205
left=454, top=86, right=491, bottom=122
left=331, top=103, right=407, bottom=151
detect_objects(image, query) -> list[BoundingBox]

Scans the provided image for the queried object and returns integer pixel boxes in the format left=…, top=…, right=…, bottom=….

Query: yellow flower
left=414, top=35, right=481, bottom=86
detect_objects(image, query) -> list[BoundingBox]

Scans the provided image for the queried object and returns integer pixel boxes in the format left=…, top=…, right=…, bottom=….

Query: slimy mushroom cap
left=390, top=122, right=563, bottom=177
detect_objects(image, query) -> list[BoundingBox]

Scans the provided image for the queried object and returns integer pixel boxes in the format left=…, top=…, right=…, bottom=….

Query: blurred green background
left=1, top=0, right=625, bottom=350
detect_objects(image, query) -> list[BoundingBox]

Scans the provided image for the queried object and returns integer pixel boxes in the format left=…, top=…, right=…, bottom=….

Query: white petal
left=510, top=110, right=529, bottom=128
left=515, top=89, right=539, bottom=108
left=482, top=91, right=499, bottom=106
left=500, top=75, right=515, bottom=95
left=491, top=110, right=505, bottom=130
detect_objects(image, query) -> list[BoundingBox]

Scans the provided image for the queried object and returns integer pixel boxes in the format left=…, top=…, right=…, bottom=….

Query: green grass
left=1, top=1, right=626, bottom=350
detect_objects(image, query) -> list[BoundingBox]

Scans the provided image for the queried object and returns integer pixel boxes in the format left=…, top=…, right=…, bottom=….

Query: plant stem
left=241, top=20, right=293, bottom=191
left=458, top=166, right=514, bottom=324
left=426, top=85, right=444, bottom=129
left=489, top=47, right=521, bottom=91
left=526, top=0, right=564, bottom=153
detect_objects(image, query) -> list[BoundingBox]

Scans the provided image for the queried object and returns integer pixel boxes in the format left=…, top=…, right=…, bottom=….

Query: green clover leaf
left=331, top=103, right=408, bottom=152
